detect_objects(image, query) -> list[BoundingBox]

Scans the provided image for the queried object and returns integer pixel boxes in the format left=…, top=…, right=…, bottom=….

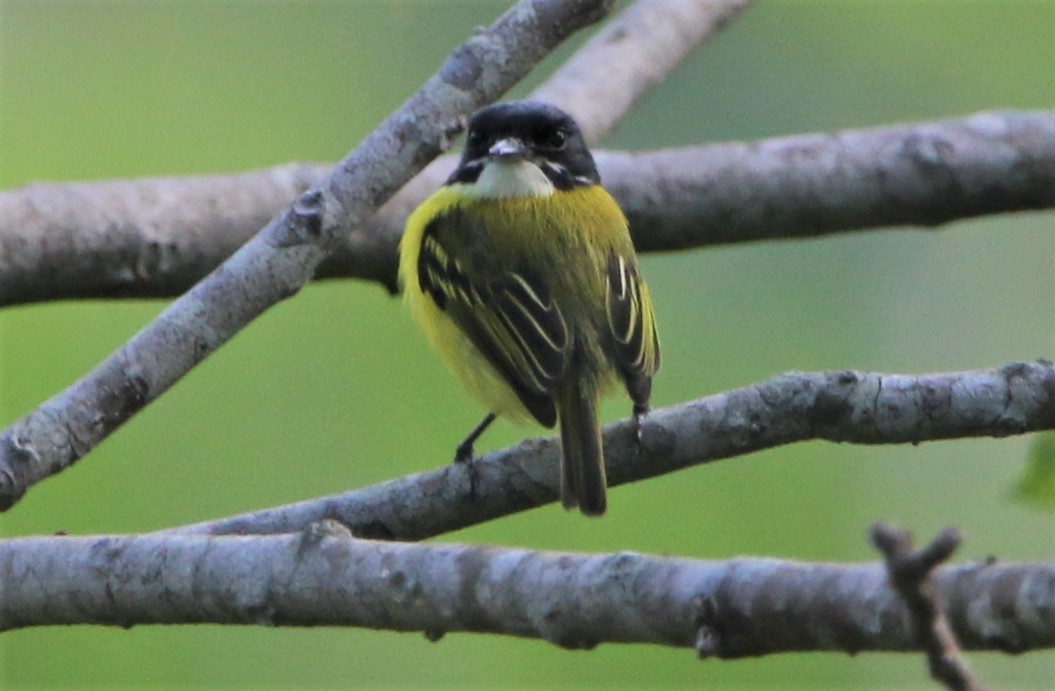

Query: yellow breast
left=399, top=184, right=633, bottom=424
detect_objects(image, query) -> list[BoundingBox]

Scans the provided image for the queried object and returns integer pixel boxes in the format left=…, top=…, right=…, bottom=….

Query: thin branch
left=2, top=523, right=1052, bottom=656
left=871, top=524, right=986, bottom=691
left=0, top=0, right=613, bottom=511
left=520, top=0, right=754, bottom=142
left=3, top=109, right=1051, bottom=306
left=165, top=360, right=1055, bottom=540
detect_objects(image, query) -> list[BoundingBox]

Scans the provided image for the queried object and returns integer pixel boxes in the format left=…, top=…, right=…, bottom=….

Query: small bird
left=399, top=101, right=660, bottom=516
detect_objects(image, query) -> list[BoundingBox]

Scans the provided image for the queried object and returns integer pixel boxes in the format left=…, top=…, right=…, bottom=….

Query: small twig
left=870, top=524, right=986, bottom=691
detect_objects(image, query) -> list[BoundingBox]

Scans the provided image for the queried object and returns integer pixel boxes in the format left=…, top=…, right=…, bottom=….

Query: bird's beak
left=489, top=137, right=528, bottom=160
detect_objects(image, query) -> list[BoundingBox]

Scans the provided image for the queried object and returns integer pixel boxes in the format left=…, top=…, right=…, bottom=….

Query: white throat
left=462, top=159, right=556, bottom=200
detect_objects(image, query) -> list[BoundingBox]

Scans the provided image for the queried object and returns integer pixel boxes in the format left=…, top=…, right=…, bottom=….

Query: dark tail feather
left=558, top=381, right=606, bottom=516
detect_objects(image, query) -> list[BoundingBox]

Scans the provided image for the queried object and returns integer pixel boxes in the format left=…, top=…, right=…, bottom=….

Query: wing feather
left=418, top=218, right=568, bottom=427
left=605, top=248, right=661, bottom=407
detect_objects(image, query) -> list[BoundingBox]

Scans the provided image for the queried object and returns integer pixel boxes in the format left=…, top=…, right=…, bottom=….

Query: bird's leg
left=454, top=412, right=497, bottom=500
left=632, top=403, right=650, bottom=446
left=454, top=412, right=497, bottom=463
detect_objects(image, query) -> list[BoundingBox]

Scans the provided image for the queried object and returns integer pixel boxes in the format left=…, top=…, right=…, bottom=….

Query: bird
left=399, top=100, right=660, bottom=516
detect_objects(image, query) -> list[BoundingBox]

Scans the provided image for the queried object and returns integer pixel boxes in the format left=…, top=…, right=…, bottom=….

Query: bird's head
left=447, top=101, right=600, bottom=195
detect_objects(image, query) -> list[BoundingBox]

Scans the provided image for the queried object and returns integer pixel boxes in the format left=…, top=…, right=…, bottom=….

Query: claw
left=454, top=439, right=475, bottom=465
left=462, top=458, right=481, bottom=500
left=632, top=403, right=649, bottom=446
left=454, top=442, right=480, bottom=499
left=452, top=413, right=496, bottom=500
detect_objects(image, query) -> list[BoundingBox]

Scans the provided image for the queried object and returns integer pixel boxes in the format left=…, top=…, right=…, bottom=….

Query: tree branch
left=3, top=109, right=1051, bottom=306
left=609, top=109, right=1055, bottom=253
left=516, top=0, right=755, bottom=143
left=0, top=164, right=323, bottom=304
left=2, top=522, right=1051, bottom=656
left=164, top=360, right=1055, bottom=540
left=0, top=0, right=613, bottom=511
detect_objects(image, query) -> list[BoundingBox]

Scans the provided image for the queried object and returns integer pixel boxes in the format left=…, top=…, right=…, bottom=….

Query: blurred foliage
left=1, top=0, right=1053, bottom=688
left=1014, top=432, right=1055, bottom=510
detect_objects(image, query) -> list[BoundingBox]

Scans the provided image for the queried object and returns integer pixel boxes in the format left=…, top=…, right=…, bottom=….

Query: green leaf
left=1012, top=433, right=1055, bottom=511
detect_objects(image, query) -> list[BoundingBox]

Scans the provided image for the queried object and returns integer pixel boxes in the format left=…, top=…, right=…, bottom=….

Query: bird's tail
left=558, top=380, right=606, bottom=516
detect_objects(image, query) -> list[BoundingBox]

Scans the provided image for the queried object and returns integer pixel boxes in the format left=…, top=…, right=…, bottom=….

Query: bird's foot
left=453, top=440, right=481, bottom=500
left=454, top=439, right=475, bottom=465
left=632, top=404, right=650, bottom=452
left=451, top=412, right=496, bottom=499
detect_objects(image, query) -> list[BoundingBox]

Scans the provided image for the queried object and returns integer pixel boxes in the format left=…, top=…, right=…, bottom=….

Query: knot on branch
left=0, top=464, right=21, bottom=512
left=441, top=42, right=486, bottom=91
left=996, top=360, right=1055, bottom=436
left=296, top=518, right=354, bottom=556
left=275, top=189, right=326, bottom=248
left=693, top=595, right=725, bottom=659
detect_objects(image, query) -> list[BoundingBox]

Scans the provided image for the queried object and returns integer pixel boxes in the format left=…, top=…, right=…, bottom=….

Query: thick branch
left=609, top=109, right=1055, bottom=253
left=0, top=164, right=323, bottom=304
left=2, top=109, right=1051, bottom=305
left=167, top=361, right=1055, bottom=540
left=0, top=0, right=613, bottom=511
left=1, top=525, right=1051, bottom=656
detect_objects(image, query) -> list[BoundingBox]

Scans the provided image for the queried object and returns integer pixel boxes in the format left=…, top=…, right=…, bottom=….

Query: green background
left=1, top=0, right=1052, bottom=688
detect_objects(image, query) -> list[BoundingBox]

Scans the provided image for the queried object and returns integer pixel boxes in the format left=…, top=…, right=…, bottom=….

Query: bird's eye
left=467, top=130, right=485, bottom=147
left=543, top=128, right=567, bottom=149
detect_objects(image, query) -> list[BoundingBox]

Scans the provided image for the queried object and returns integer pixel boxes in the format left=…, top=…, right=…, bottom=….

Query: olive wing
left=605, top=249, right=661, bottom=409
left=417, top=216, right=569, bottom=428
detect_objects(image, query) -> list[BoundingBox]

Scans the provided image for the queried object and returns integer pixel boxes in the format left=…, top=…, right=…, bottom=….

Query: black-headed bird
left=399, top=101, right=660, bottom=516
